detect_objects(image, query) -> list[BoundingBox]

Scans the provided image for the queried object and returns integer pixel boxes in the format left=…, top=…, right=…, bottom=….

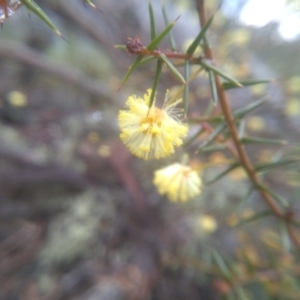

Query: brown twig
left=126, top=37, right=188, bottom=59
left=126, top=36, right=202, bottom=61
left=194, top=0, right=300, bottom=250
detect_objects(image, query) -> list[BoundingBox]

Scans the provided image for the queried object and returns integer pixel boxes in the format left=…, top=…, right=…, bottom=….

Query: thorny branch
left=116, top=1, right=300, bottom=251
left=195, top=0, right=300, bottom=251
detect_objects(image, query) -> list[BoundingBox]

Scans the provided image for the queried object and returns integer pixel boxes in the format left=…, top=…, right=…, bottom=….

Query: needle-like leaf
left=118, top=55, right=143, bottom=90
left=149, top=59, right=163, bottom=108
left=159, top=53, right=186, bottom=84
left=186, top=14, right=214, bottom=56
left=241, top=136, right=287, bottom=145
left=236, top=210, right=272, bottom=227
left=205, top=162, right=240, bottom=185
left=83, top=0, right=103, bottom=12
left=114, top=45, right=127, bottom=50
left=212, top=250, right=231, bottom=281
left=182, top=127, right=204, bottom=147
left=255, top=159, right=298, bottom=172
left=21, top=0, right=65, bottom=39
left=200, top=144, right=227, bottom=152
left=208, top=70, right=218, bottom=106
left=161, top=1, right=177, bottom=50
left=183, top=61, right=190, bottom=115
left=257, top=183, right=289, bottom=207
left=233, top=97, right=268, bottom=119
left=223, top=79, right=273, bottom=90
left=148, top=0, right=156, bottom=40
left=197, top=122, right=227, bottom=151
left=200, top=59, right=242, bottom=88
left=147, top=17, right=178, bottom=51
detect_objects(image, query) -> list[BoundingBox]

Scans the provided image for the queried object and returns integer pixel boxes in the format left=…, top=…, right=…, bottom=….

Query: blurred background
left=0, top=0, right=300, bottom=299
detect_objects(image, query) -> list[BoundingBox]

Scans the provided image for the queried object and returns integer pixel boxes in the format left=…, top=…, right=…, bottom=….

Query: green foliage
left=113, top=1, right=300, bottom=298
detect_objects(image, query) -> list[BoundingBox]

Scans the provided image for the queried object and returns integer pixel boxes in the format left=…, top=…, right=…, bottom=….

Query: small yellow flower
left=7, top=91, right=28, bottom=107
left=118, top=89, right=188, bottom=160
left=198, top=215, right=218, bottom=233
left=153, top=163, right=202, bottom=202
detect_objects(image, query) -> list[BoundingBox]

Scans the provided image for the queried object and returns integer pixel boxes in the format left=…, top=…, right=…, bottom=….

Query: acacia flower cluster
left=153, top=163, right=202, bottom=202
left=118, top=89, right=188, bottom=160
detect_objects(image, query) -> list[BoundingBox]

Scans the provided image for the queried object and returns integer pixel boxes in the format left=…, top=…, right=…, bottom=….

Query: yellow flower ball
left=118, top=89, right=188, bottom=160
left=153, top=163, right=202, bottom=202
left=198, top=215, right=218, bottom=233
